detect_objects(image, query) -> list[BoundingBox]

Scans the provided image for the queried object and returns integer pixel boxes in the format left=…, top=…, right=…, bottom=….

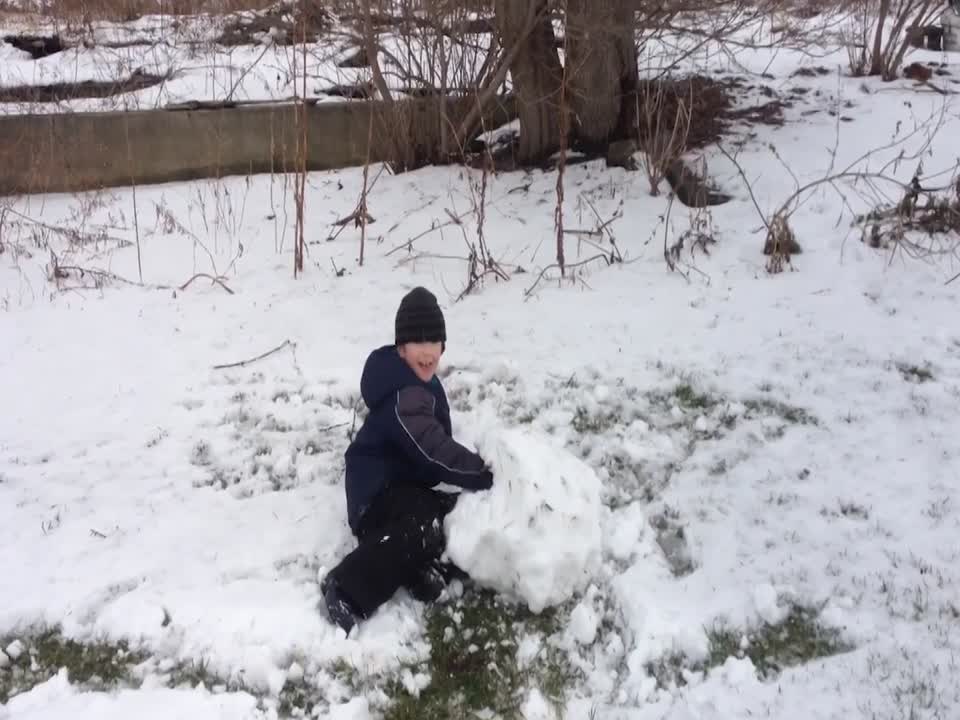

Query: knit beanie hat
left=395, top=286, right=446, bottom=346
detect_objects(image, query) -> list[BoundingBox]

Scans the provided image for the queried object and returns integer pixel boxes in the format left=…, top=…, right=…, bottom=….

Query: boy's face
left=398, top=341, right=442, bottom=382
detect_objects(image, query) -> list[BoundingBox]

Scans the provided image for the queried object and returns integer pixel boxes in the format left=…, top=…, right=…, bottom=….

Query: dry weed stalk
left=293, top=0, right=309, bottom=277
left=554, top=0, right=570, bottom=278
left=154, top=198, right=244, bottom=280
left=456, top=156, right=509, bottom=301
left=523, top=254, right=612, bottom=298
left=637, top=79, right=693, bottom=197
left=763, top=212, right=797, bottom=274
left=566, top=195, right=625, bottom=265
left=45, top=246, right=235, bottom=295
left=663, top=194, right=716, bottom=280
left=359, top=105, right=375, bottom=266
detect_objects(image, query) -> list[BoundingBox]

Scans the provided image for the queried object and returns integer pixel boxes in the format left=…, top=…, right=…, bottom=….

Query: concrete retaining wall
left=0, top=97, right=515, bottom=196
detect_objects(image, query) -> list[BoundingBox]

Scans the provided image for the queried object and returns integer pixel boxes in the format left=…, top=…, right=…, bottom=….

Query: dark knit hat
left=395, top=286, right=446, bottom=346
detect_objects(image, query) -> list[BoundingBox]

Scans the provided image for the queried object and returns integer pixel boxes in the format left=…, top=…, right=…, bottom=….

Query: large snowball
left=443, top=425, right=603, bottom=613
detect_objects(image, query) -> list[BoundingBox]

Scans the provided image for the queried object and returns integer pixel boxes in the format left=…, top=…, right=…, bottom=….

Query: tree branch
left=212, top=339, right=296, bottom=370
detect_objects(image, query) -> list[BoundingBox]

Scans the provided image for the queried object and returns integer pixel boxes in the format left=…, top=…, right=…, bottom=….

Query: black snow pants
left=328, top=484, right=461, bottom=618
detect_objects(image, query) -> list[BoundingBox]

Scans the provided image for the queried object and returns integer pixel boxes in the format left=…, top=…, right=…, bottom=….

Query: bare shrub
left=840, top=0, right=944, bottom=80
left=856, top=168, right=960, bottom=269
left=636, top=80, right=693, bottom=197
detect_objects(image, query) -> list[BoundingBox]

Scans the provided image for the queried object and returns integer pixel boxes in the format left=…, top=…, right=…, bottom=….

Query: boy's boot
left=407, top=565, right=446, bottom=603
left=321, top=575, right=359, bottom=634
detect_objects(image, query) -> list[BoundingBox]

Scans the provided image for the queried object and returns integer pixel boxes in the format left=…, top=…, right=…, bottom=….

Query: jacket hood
left=360, top=344, right=428, bottom=410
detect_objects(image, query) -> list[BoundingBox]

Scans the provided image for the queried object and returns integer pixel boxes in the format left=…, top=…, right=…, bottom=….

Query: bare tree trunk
left=870, top=0, right=891, bottom=76
left=495, top=0, right=565, bottom=163
left=565, top=0, right=638, bottom=147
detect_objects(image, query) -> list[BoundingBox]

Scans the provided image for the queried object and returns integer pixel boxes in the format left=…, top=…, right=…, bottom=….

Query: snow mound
left=443, top=424, right=603, bottom=613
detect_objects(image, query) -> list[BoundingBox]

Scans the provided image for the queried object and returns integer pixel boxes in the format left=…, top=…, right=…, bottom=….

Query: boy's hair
left=395, top=287, right=446, bottom=347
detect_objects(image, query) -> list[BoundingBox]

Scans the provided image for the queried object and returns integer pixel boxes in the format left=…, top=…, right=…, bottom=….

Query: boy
left=321, top=286, right=493, bottom=634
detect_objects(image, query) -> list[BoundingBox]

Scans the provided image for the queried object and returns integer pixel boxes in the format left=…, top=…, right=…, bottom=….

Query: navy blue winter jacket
left=343, top=345, right=493, bottom=534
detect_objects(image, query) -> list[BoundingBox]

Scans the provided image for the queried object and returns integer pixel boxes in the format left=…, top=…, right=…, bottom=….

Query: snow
left=520, top=687, right=557, bottom=720
left=567, top=594, right=600, bottom=646
left=444, top=424, right=603, bottom=613
left=3, top=670, right=264, bottom=720
left=2, top=7, right=960, bottom=720
left=327, top=697, right=371, bottom=720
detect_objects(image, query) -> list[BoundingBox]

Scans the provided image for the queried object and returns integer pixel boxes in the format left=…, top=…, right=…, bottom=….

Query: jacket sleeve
left=387, top=386, right=493, bottom=491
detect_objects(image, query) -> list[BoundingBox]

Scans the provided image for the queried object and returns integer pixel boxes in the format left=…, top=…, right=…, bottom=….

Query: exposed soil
left=634, top=75, right=787, bottom=152
left=790, top=66, right=831, bottom=78
left=4, top=33, right=65, bottom=58
left=0, top=69, right=165, bottom=103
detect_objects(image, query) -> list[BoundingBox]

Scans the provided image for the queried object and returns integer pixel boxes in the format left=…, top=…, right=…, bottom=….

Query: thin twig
left=212, top=339, right=296, bottom=371
left=386, top=209, right=472, bottom=256
left=524, top=254, right=610, bottom=298
left=716, top=141, right=771, bottom=233
left=178, top=273, right=235, bottom=295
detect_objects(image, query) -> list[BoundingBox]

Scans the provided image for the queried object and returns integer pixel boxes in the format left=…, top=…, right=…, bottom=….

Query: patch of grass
left=821, top=500, right=870, bottom=521
left=649, top=605, right=852, bottom=689
left=743, top=398, right=817, bottom=426
left=164, top=657, right=237, bottom=690
left=646, top=652, right=693, bottom=690
left=276, top=664, right=344, bottom=719
left=383, top=591, right=574, bottom=720
left=705, top=605, right=852, bottom=679
left=672, top=383, right=717, bottom=410
left=571, top=407, right=623, bottom=434
left=0, top=629, right=147, bottom=703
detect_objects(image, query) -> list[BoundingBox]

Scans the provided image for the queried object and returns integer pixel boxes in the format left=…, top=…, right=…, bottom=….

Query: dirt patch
left=725, top=99, right=788, bottom=127
left=791, top=66, right=831, bottom=78
left=0, top=69, right=166, bottom=103
left=3, top=33, right=65, bottom=59
left=633, top=76, right=786, bottom=152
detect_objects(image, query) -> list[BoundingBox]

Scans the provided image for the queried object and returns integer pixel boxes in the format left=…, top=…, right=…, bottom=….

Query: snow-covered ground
left=0, top=9, right=358, bottom=113
left=3, top=13, right=960, bottom=720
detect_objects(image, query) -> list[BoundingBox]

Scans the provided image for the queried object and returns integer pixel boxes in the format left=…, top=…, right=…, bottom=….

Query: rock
left=606, top=139, right=639, bottom=170
left=665, top=158, right=732, bottom=208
